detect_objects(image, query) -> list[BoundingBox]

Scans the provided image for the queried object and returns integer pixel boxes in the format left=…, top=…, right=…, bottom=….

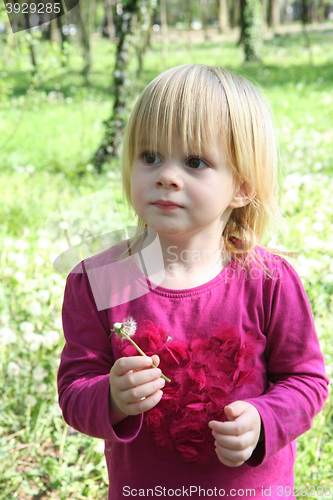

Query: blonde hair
left=121, top=64, right=280, bottom=260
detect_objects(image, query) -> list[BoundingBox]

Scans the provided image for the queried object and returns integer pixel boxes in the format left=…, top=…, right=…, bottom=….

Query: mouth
left=151, top=200, right=182, bottom=210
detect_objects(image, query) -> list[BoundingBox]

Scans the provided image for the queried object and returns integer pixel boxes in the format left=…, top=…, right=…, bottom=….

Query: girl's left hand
left=208, top=401, right=262, bottom=467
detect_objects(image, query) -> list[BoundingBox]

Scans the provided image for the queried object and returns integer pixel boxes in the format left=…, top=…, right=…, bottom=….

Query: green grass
left=0, top=26, right=332, bottom=498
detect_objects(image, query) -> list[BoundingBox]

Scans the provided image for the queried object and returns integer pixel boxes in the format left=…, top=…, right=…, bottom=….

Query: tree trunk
left=262, top=0, right=268, bottom=30
left=184, top=0, right=192, bottom=49
left=239, top=0, right=246, bottom=44
left=104, top=0, right=115, bottom=39
left=281, top=0, right=293, bottom=23
left=88, top=0, right=97, bottom=38
left=135, top=0, right=154, bottom=75
left=74, top=1, right=91, bottom=77
left=160, top=0, right=168, bottom=64
left=49, top=19, right=59, bottom=43
left=301, top=0, right=314, bottom=65
left=317, top=0, right=325, bottom=22
left=310, top=0, right=318, bottom=22
left=301, top=0, right=310, bottom=23
left=56, top=11, right=69, bottom=49
left=240, top=0, right=262, bottom=62
left=201, top=0, right=210, bottom=40
left=268, top=0, right=280, bottom=28
left=323, top=1, right=331, bottom=20
left=93, top=0, right=140, bottom=170
left=24, top=12, right=37, bottom=69
left=230, top=0, right=240, bottom=29
left=301, top=0, right=319, bottom=23
left=217, top=0, right=230, bottom=32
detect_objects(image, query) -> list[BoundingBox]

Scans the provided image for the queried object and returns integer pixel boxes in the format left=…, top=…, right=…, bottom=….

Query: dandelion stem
left=116, top=329, right=171, bottom=383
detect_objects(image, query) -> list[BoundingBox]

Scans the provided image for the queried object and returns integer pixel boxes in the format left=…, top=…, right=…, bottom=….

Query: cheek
left=131, top=172, right=146, bottom=211
left=193, top=180, right=235, bottom=214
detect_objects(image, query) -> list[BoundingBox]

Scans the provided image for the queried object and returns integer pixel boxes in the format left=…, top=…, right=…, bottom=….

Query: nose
left=155, top=161, right=183, bottom=189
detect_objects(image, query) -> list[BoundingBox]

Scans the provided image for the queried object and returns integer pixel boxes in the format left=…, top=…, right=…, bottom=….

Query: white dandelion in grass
left=7, top=361, right=21, bottom=378
left=24, top=395, right=37, bottom=407
left=111, top=318, right=171, bottom=383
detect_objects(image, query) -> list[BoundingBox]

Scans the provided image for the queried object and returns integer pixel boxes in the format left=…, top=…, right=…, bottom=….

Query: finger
left=112, top=356, right=153, bottom=376
left=212, top=431, right=253, bottom=451
left=214, top=445, right=249, bottom=468
left=214, top=442, right=252, bottom=466
left=224, top=401, right=249, bottom=421
left=121, top=376, right=166, bottom=404
left=116, top=365, right=162, bottom=391
left=209, top=419, right=247, bottom=436
left=125, top=388, right=164, bottom=415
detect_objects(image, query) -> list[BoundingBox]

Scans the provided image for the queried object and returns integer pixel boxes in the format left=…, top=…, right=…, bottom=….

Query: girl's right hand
left=109, top=355, right=165, bottom=422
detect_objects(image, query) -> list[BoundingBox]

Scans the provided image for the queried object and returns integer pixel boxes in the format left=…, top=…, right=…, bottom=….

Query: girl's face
left=131, top=140, right=244, bottom=242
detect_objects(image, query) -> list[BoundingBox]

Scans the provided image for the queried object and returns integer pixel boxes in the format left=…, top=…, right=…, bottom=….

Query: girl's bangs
left=130, top=66, right=227, bottom=158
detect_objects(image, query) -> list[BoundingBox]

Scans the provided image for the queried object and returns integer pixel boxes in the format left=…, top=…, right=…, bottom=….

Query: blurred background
left=0, top=1, right=332, bottom=498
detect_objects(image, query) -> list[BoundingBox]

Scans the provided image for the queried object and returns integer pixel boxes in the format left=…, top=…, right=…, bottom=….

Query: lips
left=151, top=200, right=182, bottom=211
left=152, top=200, right=181, bottom=207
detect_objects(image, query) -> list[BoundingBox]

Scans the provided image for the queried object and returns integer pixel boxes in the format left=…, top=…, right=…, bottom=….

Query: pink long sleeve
left=244, top=259, right=329, bottom=464
left=58, top=265, right=143, bottom=442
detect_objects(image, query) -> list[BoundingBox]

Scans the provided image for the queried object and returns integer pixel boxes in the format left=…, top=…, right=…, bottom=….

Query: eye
left=141, top=152, right=161, bottom=165
left=186, top=157, right=208, bottom=169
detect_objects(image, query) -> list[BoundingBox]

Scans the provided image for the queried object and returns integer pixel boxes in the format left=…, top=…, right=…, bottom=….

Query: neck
left=137, top=228, right=230, bottom=289
left=162, top=238, right=225, bottom=272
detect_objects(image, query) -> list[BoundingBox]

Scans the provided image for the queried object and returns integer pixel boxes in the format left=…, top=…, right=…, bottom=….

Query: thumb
left=224, top=401, right=247, bottom=421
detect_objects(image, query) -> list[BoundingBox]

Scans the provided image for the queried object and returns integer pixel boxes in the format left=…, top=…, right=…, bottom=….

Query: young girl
left=58, top=64, right=329, bottom=499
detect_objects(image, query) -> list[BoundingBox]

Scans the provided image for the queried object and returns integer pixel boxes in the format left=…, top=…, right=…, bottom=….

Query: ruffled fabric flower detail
left=115, top=320, right=260, bottom=463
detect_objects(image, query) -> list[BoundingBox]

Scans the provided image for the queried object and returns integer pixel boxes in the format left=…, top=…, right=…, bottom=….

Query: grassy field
left=0, top=26, right=332, bottom=499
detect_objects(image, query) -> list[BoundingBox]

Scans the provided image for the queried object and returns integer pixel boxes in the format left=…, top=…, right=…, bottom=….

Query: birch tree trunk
left=93, top=0, right=153, bottom=170
left=240, top=0, right=263, bottom=62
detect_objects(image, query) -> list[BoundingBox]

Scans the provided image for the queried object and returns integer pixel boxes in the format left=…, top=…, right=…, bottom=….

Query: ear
left=229, top=182, right=256, bottom=209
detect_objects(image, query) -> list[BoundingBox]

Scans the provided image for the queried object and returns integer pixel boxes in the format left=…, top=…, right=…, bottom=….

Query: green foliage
left=0, top=26, right=332, bottom=498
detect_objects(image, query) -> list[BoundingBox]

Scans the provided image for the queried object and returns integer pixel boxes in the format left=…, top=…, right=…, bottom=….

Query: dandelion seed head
left=24, top=395, right=37, bottom=407
left=123, top=317, right=137, bottom=337
left=42, top=330, right=60, bottom=349
left=112, top=318, right=137, bottom=339
left=7, top=361, right=20, bottom=378
left=38, top=237, right=49, bottom=249
left=14, top=271, right=26, bottom=283
left=36, top=383, right=47, bottom=393
left=30, top=301, right=42, bottom=316
left=0, top=327, right=17, bottom=346
left=112, top=322, right=125, bottom=340
left=20, top=321, right=35, bottom=335
left=32, top=366, right=48, bottom=382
